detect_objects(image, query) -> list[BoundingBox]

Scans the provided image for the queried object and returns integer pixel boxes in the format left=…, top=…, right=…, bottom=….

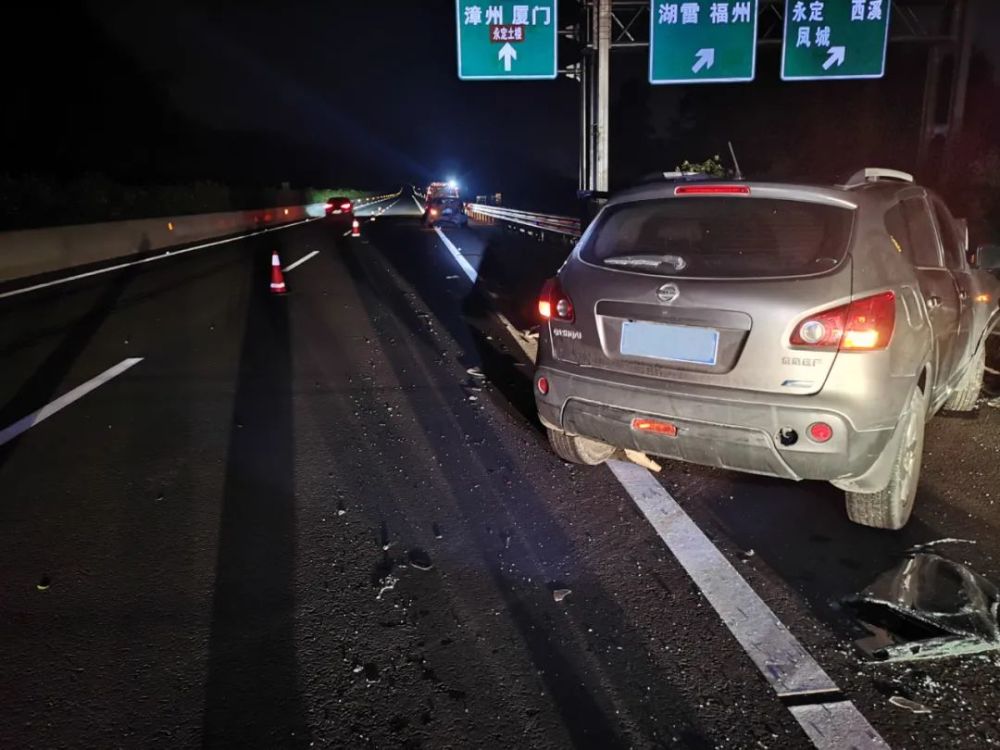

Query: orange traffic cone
left=270, top=251, right=287, bottom=294
left=351, top=219, right=361, bottom=238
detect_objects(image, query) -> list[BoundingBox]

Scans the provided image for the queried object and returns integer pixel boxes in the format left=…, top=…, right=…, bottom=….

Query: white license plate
left=620, top=321, right=719, bottom=366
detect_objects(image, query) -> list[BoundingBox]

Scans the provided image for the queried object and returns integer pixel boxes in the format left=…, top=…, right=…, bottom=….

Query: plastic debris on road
left=889, top=696, right=932, bottom=714
left=553, top=589, right=572, bottom=603
left=843, top=541, right=1000, bottom=662
left=624, top=449, right=662, bottom=473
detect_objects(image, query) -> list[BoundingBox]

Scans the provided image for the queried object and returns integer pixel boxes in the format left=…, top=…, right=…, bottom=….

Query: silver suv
left=535, top=169, right=1000, bottom=530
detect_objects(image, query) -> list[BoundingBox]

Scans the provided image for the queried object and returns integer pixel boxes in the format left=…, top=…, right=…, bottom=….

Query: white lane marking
left=434, top=227, right=477, bottom=284
left=433, top=224, right=537, bottom=360
left=0, top=218, right=321, bottom=301
left=412, top=196, right=425, bottom=213
left=342, top=229, right=353, bottom=237
left=0, top=358, right=144, bottom=448
left=790, top=702, right=890, bottom=750
left=607, top=460, right=888, bottom=749
left=496, top=311, right=537, bottom=361
left=282, top=250, right=319, bottom=272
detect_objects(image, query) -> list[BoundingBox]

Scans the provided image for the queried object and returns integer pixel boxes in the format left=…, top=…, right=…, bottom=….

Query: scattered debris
left=432, top=522, right=443, bottom=539
left=889, top=696, right=931, bottom=714
left=36, top=576, right=51, bottom=591
left=467, top=395, right=479, bottom=402
left=986, top=396, right=1000, bottom=409
left=843, top=542, right=1000, bottom=662
left=466, top=366, right=486, bottom=380
left=624, top=449, right=662, bottom=473
left=553, top=589, right=572, bottom=603
left=445, top=275, right=460, bottom=280
left=408, top=547, right=434, bottom=571
left=376, top=575, right=398, bottom=600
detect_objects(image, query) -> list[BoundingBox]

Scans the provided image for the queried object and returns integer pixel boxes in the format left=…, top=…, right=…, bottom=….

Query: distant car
left=325, top=196, right=354, bottom=222
left=423, top=196, right=468, bottom=228
left=535, top=168, right=1000, bottom=530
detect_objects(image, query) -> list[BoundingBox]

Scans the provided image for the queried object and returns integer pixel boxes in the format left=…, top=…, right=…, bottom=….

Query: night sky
left=3, top=1, right=998, bottom=209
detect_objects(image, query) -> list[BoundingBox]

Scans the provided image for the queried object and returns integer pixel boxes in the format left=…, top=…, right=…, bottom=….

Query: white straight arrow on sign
left=499, top=43, right=517, bottom=72
left=692, top=48, right=715, bottom=74
left=823, top=46, right=846, bottom=70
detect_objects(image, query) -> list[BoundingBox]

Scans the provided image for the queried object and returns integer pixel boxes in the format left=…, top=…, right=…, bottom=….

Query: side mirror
left=973, top=243, right=1000, bottom=271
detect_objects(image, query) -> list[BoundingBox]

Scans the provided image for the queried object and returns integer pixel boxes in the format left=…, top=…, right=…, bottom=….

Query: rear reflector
left=537, top=377, right=549, bottom=395
left=674, top=184, right=751, bottom=196
left=631, top=418, right=678, bottom=437
left=808, top=422, right=834, bottom=443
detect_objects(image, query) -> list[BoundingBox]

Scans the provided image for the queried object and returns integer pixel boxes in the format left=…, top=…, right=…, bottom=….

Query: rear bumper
left=535, top=365, right=895, bottom=482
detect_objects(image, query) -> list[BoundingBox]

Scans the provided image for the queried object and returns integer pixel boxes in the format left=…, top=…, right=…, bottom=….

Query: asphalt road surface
left=1, top=189, right=998, bottom=749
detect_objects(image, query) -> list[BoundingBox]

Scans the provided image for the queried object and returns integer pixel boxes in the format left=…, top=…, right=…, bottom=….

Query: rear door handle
left=926, top=295, right=942, bottom=310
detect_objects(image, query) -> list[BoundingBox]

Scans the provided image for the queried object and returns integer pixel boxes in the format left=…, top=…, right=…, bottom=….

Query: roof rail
left=844, top=168, right=915, bottom=188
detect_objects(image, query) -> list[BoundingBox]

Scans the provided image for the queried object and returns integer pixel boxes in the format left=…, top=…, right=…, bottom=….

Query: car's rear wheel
left=944, top=344, right=985, bottom=412
left=844, top=389, right=925, bottom=530
left=547, top=428, right=615, bottom=466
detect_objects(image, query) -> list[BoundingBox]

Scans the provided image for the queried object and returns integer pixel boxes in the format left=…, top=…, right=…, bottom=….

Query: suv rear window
left=580, top=197, right=854, bottom=278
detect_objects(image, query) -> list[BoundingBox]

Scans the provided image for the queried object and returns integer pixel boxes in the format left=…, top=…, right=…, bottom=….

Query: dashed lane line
left=282, top=250, right=319, bottom=272
left=0, top=358, right=144, bottom=448
left=0, top=217, right=321, bottom=301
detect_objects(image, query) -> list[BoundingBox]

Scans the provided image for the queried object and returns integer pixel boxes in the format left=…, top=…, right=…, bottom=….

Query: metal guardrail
left=466, top=203, right=581, bottom=238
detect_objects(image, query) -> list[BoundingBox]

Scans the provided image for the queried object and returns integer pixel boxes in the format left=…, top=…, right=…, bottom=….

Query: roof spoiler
left=843, top=168, right=915, bottom=188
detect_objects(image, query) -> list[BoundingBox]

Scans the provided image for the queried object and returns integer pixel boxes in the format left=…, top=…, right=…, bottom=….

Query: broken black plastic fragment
left=842, top=541, right=999, bottom=662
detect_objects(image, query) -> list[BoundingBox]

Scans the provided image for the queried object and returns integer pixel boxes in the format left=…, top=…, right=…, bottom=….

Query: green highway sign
left=782, top=0, right=891, bottom=80
left=649, top=1, right=759, bottom=85
left=456, top=1, right=558, bottom=80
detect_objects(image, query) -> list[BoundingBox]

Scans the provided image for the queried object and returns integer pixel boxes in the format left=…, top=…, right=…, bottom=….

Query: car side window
left=900, top=197, right=943, bottom=268
left=931, top=198, right=965, bottom=270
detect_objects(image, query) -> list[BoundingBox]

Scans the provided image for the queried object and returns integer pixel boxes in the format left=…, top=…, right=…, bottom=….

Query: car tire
left=546, top=428, right=615, bottom=466
left=844, top=388, right=925, bottom=530
left=944, top=345, right=985, bottom=412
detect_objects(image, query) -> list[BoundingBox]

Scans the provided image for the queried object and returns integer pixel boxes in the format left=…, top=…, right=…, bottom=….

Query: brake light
left=539, top=278, right=574, bottom=322
left=790, top=292, right=895, bottom=352
left=674, top=184, right=751, bottom=196
left=341, top=202, right=352, bottom=211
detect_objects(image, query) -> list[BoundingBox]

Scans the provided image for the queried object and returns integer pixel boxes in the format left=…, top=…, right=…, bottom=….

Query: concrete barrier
left=0, top=203, right=328, bottom=285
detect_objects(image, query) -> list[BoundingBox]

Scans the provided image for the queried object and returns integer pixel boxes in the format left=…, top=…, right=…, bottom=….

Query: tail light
left=539, top=278, right=574, bottom=322
left=341, top=201, right=352, bottom=211
left=790, top=292, right=896, bottom=352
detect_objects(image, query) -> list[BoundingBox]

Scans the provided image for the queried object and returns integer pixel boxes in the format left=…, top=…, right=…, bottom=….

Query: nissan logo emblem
left=657, top=283, right=680, bottom=304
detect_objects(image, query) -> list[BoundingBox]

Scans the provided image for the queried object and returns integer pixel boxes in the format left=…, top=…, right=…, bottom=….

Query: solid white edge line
left=282, top=249, right=319, bottom=272
left=0, top=217, right=321, bottom=301
left=433, top=227, right=477, bottom=284
left=431, top=224, right=889, bottom=750
left=607, top=460, right=888, bottom=749
left=0, top=358, right=144, bottom=448
left=412, top=195, right=426, bottom=213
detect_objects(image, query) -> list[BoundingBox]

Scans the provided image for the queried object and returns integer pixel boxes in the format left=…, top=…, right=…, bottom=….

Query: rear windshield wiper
left=603, top=254, right=688, bottom=271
